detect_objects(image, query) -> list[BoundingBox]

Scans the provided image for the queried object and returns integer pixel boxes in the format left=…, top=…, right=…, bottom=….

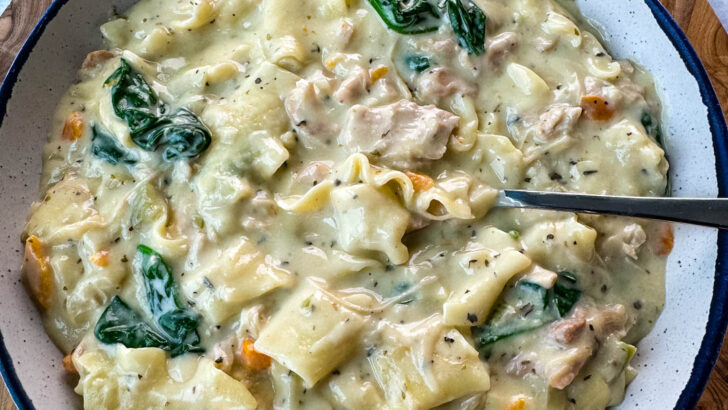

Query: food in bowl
left=20, top=0, right=671, bottom=408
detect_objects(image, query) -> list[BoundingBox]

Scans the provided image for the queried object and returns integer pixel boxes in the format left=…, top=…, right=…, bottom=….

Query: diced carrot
left=62, top=353, right=77, bottom=374
left=508, top=396, right=527, bottom=410
left=241, top=339, right=271, bottom=371
left=62, top=112, right=84, bottom=141
left=655, top=222, right=674, bottom=256
left=370, top=66, right=389, bottom=83
left=23, top=235, right=54, bottom=309
left=580, top=96, right=614, bottom=121
left=405, top=171, right=435, bottom=191
left=89, top=251, right=110, bottom=267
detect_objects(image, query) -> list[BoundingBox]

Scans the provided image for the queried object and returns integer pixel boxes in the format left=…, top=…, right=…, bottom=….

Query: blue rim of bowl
left=1, top=0, right=727, bottom=408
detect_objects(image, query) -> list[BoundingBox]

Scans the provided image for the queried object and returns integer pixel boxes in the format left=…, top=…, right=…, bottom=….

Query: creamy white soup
left=21, top=0, right=672, bottom=408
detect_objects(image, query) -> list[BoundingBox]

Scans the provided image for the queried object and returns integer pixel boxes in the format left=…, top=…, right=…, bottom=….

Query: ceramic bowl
left=1, top=0, right=727, bottom=408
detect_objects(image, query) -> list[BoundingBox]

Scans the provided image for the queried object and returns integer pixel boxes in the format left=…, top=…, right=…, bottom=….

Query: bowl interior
left=0, top=0, right=725, bottom=408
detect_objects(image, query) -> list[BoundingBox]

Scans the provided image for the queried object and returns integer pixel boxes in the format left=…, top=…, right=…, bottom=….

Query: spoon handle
left=498, top=190, right=728, bottom=230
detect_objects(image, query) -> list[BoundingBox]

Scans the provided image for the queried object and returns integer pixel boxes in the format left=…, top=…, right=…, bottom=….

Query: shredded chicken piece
left=602, top=223, right=647, bottom=260
left=340, top=100, right=459, bottom=168
left=549, top=313, right=587, bottom=345
left=534, top=104, right=582, bottom=141
left=416, top=68, right=476, bottom=104
left=82, top=50, right=115, bottom=69
left=212, top=337, right=236, bottom=373
left=333, top=66, right=369, bottom=105
left=486, top=32, right=519, bottom=66
left=285, top=78, right=339, bottom=147
left=335, top=18, right=355, bottom=49
left=586, top=304, right=629, bottom=341
left=545, top=346, right=593, bottom=389
left=583, top=76, right=624, bottom=110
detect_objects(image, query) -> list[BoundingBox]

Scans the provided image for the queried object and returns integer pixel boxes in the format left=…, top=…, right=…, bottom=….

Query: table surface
left=1, top=0, right=728, bottom=409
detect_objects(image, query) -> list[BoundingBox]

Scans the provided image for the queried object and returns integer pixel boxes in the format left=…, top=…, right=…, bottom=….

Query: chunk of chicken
left=545, top=346, right=594, bottom=389
left=82, top=50, right=115, bottom=69
left=583, top=76, right=624, bottom=110
left=486, top=32, right=519, bottom=66
left=335, top=18, right=355, bottom=49
left=549, top=314, right=587, bottom=345
left=416, top=68, right=476, bottom=103
left=544, top=304, right=630, bottom=389
left=586, top=304, right=629, bottom=341
left=211, top=336, right=236, bottom=374
left=333, top=66, right=368, bottom=105
left=602, top=223, right=647, bottom=260
left=534, top=104, right=582, bottom=141
left=285, top=78, right=339, bottom=148
left=339, top=100, right=459, bottom=168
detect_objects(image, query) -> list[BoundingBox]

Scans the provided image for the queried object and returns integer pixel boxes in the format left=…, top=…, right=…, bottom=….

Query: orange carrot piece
left=580, top=96, right=614, bottom=121
left=655, top=222, right=674, bottom=256
left=23, top=235, right=54, bottom=309
left=405, top=171, right=435, bottom=191
left=62, top=354, right=77, bottom=374
left=370, top=66, right=389, bottom=83
left=241, top=339, right=271, bottom=371
left=508, top=397, right=527, bottom=410
left=62, top=112, right=84, bottom=141
left=89, top=251, right=110, bottom=267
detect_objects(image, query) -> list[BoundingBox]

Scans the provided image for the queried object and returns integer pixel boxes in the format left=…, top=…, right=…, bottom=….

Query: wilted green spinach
left=133, top=109, right=213, bottom=161
left=446, top=0, right=486, bottom=56
left=91, top=124, right=138, bottom=165
left=105, top=59, right=211, bottom=160
left=368, top=0, right=486, bottom=55
left=367, top=0, right=440, bottom=34
left=473, top=272, right=581, bottom=350
left=94, top=245, right=203, bottom=357
left=135, top=244, right=203, bottom=355
left=404, top=54, right=432, bottom=72
left=641, top=111, right=664, bottom=146
left=95, top=296, right=170, bottom=349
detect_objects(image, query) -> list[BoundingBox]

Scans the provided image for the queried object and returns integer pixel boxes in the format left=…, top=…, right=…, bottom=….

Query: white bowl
left=0, top=0, right=726, bottom=408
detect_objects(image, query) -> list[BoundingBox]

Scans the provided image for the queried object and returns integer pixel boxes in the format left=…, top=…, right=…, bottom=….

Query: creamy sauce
left=22, top=0, right=671, bottom=408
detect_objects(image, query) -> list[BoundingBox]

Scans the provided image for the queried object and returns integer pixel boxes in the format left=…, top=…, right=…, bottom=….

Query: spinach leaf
left=368, top=0, right=486, bottom=55
left=405, top=54, right=432, bottom=72
left=640, top=111, right=664, bottom=146
left=133, top=109, right=212, bottom=161
left=551, top=271, right=581, bottom=318
left=95, top=296, right=169, bottom=349
left=473, top=272, right=581, bottom=349
left=135, top=245, right=204, bottom=356
left=91, top=123, right=138, bottom=165
left=94, top=246, right=203, bottom=357
left=473, top=282, right=554, bottom=348
left=105, top=59, right=211, bottom=160
left=105, top=59, right=162, bottom=136
left=367, top=0, right=441, bottom=34
left=446, top=0, right=486, bottom=55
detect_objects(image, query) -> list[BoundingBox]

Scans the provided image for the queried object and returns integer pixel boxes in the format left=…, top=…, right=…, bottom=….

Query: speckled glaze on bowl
left=0, top=0, right=726, bottom=409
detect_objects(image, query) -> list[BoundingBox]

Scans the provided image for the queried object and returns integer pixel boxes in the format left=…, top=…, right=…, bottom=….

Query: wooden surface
left=0, top=0, right=727, bottom=408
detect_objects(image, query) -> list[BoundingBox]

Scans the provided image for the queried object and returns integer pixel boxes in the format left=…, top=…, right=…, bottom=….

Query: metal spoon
left=497, top=190, right=728, bottom=230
